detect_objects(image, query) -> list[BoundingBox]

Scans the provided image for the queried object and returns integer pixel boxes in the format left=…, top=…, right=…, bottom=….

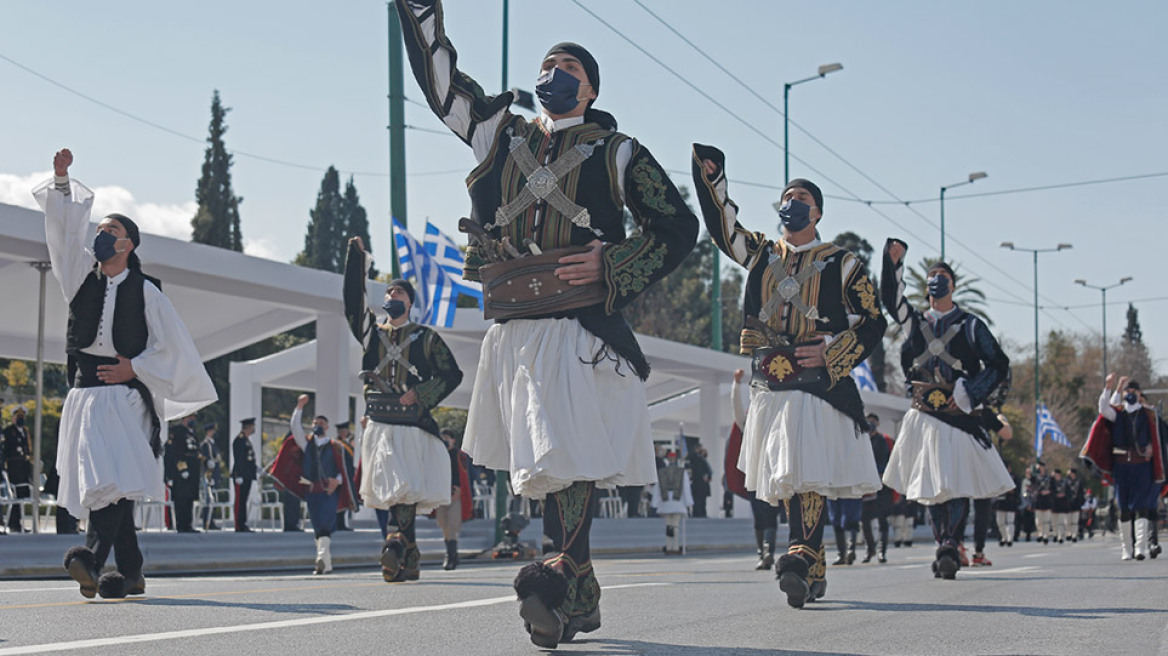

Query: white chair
left=137, top=498, right=175, bottom=531
left=472, top=481, right=495, bottom=520
left=260, top=484, right=284, bottom=531
left=194, top=487, right=234, bottom=530
left=1, top=470, right=37, bottom=532
left=597, top=490, right=627, bottom=519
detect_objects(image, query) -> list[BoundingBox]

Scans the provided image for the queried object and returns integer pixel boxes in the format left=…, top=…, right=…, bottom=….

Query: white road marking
left=1022, top=553, right=1051, bottom=559
left=0, top=582, right=667, bottom=655
left=959, top=566, right=1040, bottom=575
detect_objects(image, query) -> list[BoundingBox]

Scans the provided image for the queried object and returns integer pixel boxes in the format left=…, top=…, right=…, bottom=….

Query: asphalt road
left=2, top=536, right=1165, bottom=656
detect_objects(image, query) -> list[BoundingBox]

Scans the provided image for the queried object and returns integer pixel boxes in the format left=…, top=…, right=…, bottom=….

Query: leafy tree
left=190, top=90, right=243, bottom=251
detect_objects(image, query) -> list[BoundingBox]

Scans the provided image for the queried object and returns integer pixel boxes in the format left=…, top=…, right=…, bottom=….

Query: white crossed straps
left=375, top=328, right=420, bottom=382
left=758, top=252, right=829, bottom=324
left=491, top=128, right=603, bottom=234
left=912, top=320, right=965, bottom=373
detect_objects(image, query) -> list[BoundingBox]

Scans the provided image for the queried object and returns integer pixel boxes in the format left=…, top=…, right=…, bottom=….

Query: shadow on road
left=828, top=599, right=1166, bottom=620
left=133, top=597, right=359, bottom=615
left=564, top=640, right=859, bottom=655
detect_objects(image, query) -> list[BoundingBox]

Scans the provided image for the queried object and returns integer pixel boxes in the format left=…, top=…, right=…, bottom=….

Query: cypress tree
left=342, top=176, right=377, bottom=278
left=190, top=90, right=243, bottom=251
left=296, top=166, right=345, bottom=272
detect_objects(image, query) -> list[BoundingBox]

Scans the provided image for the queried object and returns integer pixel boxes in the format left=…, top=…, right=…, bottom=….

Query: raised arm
left=601, top=143, right=699, bottom=313
left=31, top=148, right=97, bottom=301
left=290, top=395, right=309, bottom=450
left=1098, top=373, right=1118, bottom=421
left=690, top=143, right=768, bottom=270
left=824, top=254, right=887, bottom=389
left=343, top=237, right=377, bottom=347
left=395, top=0, right=514, bottom=163
left=881, top=238, right=916, bottom=326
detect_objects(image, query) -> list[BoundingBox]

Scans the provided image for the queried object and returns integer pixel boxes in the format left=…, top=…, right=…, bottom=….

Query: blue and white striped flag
left=393, top=217, right=479, bottom=328
left=1035, top=401, right=1071, bottom=458
left=851, top=360, right=878, bottom=391
left=423, top=221, right=482, bottom=316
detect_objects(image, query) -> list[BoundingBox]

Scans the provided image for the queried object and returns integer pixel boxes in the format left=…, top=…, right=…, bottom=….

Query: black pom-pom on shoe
left=776, top=555, right=810, bottom=609
left=513, top=562, right=568, bottom=609
left=514, top=563, right=569, bottom=648
left=63, top=546, right=98, bottom=599
left=97, top=572, right=127, bottom=599
left=380, top=536, right=407, bottom=582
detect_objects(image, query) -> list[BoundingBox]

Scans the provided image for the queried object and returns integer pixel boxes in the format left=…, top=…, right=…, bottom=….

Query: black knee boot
left=443, top=539, right=459, bottom=570
left=832, top=525, right=847, bottom=565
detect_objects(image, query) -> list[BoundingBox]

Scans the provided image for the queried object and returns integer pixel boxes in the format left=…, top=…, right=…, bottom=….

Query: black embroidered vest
left=66, top=267, right=158, bottom=382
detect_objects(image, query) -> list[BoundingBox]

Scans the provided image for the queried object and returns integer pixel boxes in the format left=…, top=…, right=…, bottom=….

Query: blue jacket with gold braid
left=690, top=144, right=886, bottom=429
left=395, top=0, right=699, bottom=380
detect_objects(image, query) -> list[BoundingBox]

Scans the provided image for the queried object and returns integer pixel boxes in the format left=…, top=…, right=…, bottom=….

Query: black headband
left=544, top=42, right=599, bottom=95
left=782, top=178, right=823, bottom=212
left=105, top=213, right=140, bottom=248
left=387, top=278, right=416, bottom=304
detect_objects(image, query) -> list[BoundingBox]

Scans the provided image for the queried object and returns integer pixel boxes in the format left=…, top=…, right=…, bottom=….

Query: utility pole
left=387, top=2, right=408, bottom=277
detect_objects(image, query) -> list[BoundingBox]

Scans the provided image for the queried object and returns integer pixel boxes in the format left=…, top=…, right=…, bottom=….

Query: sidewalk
left=1, top=517, right=938, bottom=579
left=0, top=516, right=765, bottom=579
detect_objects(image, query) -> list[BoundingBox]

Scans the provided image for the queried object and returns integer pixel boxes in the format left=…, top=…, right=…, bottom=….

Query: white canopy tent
left=2, top=200, right=912, bottom=520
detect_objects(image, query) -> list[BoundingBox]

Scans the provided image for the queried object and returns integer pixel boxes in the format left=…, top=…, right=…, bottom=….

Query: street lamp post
left=939, top=172, right=987, bottom=261
left=784, top=62, right=842, bottom=184
left=1074, top=276, right=1133, bottom=383
left=1000, top=242, right=1072, bottom=408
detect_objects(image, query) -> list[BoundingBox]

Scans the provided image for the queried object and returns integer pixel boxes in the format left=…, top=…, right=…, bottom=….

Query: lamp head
left=1074, top=279, right=1087, bottom=286
left=818, top=62, right=843, bottom=76
left=1000, top=241, right=1015, bottom=250
left=1120, top=276, right=1134, bottom=284
left=1057, top=243, right=1073, bottom=251
left=968, top=171, right=988, bottom=182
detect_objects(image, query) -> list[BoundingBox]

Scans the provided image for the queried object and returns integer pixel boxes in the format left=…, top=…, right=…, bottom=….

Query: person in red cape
left=1081, top=374, right=1165, bottom=560
left=268, top=395, right=356, bottom=574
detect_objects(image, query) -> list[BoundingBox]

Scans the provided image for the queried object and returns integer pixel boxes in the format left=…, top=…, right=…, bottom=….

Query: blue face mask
left=383, top=299, right=407, bottom=319
left=1124, top=392, right=1139, bottom=406
left=777, top=199, right=813, bottom=233
left=535, top=67, right=582, bottom=115
left=312, top=425, right=325, bottom=437
left=927, top=275, right=951, bottom=299
left=93, top=230, right=122, bottom=262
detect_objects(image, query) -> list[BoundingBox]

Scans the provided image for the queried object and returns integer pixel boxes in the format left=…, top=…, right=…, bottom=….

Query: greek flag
left=393, top=218, right=479, bottom=328
left=851, top=360, right=878, bottom=391
left=1035, top=401, right=1071, bottom=458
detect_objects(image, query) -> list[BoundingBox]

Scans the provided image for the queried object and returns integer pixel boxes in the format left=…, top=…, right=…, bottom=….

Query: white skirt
left=464, top=318, right=657, bottom=499
left=56, top=385, right=164, bottom=519
left=883, top=409, right=1015, bottom=505
left=740, top=388, right=881, bottom=504
left=359, top=422, right=451, bottom=513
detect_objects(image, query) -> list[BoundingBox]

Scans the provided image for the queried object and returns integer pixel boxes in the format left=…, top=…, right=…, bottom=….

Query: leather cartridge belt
left=365, top=391, right=423, bottom=427
left=479, top=246, right=605, bottom=320
left=1112, top=447, right=1150, bottom=465
left=910, top=381, right=962, bottom=415
left=750, top=344, right=829, bottom=392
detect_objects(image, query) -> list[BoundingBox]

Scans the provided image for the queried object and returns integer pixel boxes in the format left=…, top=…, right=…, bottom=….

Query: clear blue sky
left=3, top=0, right=1166, bottom=373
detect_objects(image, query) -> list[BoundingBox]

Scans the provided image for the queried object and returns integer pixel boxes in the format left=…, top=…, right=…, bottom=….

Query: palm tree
left=905, top=257, right=992, bottom=326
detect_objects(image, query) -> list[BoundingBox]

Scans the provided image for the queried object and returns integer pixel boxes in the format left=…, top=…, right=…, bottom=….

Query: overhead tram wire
left=826, top=172, right=1168, bottom=206
left=0, top=51, right=455, bottom=180
left=619, top=7, right=1094, bottom=331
